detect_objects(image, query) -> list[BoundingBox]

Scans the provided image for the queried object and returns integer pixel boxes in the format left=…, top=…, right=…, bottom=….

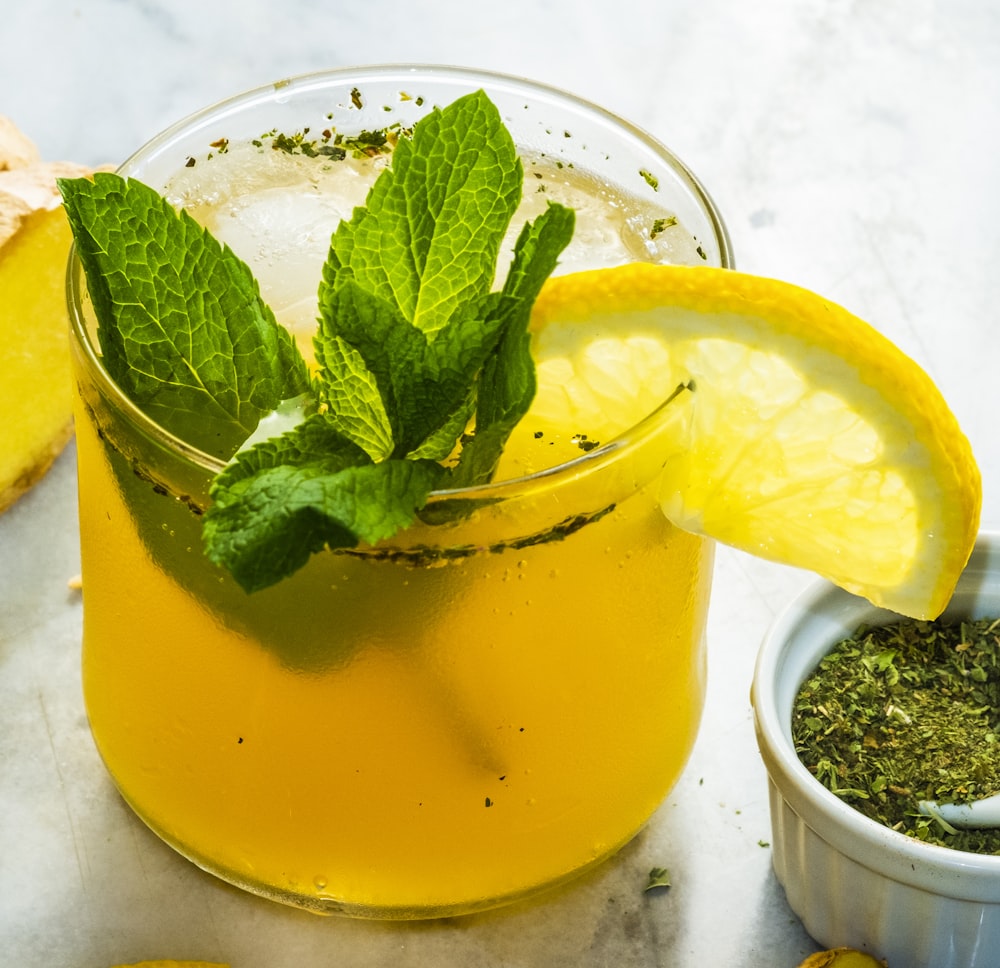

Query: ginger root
left=0, top=116, right=104, bottom=513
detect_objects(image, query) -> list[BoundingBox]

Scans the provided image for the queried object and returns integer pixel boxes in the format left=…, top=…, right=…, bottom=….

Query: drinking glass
left=68, top=65, right=732, bottom=917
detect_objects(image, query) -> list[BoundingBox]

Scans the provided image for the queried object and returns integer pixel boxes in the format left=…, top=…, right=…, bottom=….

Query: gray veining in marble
left=2, top=1, right=999, bottom=965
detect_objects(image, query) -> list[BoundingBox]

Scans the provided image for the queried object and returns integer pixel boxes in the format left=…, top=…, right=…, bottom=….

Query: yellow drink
left=69, top=67, right=732, bottom=917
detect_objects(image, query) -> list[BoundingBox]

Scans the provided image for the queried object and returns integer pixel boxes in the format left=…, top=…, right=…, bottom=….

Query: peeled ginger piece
left=0, top=116, right=98, bottom=513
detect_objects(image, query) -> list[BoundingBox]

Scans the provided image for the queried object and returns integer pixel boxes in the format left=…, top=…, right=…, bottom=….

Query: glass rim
left=67, top=62, right=734, bottom=502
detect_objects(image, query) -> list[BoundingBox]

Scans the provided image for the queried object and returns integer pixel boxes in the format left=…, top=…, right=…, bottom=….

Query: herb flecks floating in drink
left=792, top=616, right=1000, bottom=854
left=60, top=91, right=575, bottom=592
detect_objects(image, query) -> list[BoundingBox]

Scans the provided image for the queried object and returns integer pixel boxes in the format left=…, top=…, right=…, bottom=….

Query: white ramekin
left=751, top=532, right=1000, bottom=968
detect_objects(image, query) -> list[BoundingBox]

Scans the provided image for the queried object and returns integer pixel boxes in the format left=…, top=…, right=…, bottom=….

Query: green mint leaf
left=321, top=90, right=522, bottom=336
left=644, top=867, right=672, bottom=892
left=203, top=414, right=442, bottom=592
left=59, top=172, right=311, bottom=458
left=449, top=201, right=576, bottom=486
left=318, top=279, right=510, bottom=459
left=405, top=386, right=476, bottom=461
left=486, top=202, right=577, bottom=425
left=313, top=330, right=395, bottom=461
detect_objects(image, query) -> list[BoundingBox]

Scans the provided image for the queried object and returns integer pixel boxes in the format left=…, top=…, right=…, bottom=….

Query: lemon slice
left=512, top=263, right=980, bottom=619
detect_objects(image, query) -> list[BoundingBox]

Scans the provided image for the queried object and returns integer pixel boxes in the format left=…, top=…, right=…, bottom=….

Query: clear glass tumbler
left=68, top=65, right=732, bottom=918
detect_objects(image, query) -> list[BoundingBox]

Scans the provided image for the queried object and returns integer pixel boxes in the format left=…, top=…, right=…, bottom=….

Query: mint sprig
left=60, top=173, right=311, bottom=459
left=62, top=90, right=574, bottom=592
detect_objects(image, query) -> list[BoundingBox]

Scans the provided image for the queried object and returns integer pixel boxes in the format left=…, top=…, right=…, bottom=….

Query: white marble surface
left=2, top=1, right=998, bottom=965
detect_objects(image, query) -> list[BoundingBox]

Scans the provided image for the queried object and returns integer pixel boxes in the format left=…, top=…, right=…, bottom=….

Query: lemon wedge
left=510, top=263, right=980, bottom=619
